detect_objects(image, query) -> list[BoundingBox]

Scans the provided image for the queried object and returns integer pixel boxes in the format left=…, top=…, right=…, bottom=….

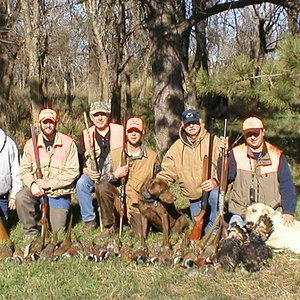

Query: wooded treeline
left=0, top=0, right=299, bottom=154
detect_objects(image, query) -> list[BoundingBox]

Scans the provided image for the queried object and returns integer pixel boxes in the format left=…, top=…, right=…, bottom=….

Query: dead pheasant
left=240, top=215, right=273, bottom=272
left=215, top=222, right=248, bottom=271
left=40, top=232, right=58, bottom=261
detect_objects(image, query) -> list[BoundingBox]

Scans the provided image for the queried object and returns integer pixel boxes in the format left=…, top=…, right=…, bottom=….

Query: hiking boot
left=99, top=225, right=116, bottom=238
left=82, top=220, right=96, bottom=233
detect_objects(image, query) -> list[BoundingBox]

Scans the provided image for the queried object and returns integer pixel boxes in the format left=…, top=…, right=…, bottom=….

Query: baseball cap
left=90, top=101, right=111, bottom=115
left=126, top=117, right=144, bottom=133
left=181, top=109, right=200, bottom=124
left=242, top=117, right=264, bottom=131
left=39, top=108, right=58, bottom=123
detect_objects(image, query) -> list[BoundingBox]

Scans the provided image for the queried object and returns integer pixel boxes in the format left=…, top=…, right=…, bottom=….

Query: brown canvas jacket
left=157, top=124, right=221, bottom=200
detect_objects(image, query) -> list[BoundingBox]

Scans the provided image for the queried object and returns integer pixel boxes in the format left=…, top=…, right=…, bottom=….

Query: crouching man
left=109, top=117, right=159, bottom=236
left=16, top=108, right=79, bottom=239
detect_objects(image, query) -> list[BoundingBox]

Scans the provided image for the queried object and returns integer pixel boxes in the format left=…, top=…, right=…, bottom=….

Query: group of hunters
left=0, top=101, right=297, bottom=243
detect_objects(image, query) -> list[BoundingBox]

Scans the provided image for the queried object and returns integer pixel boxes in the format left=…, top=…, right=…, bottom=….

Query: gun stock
left=30, top=124, right=49, bottom=240
left=0, top=218, right=9, bottom=243
left=189, top=118, right=214, bottom=242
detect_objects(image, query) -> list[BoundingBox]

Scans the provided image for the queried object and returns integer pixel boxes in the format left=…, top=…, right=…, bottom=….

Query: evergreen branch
left=234, top=72, right=300, bottom=83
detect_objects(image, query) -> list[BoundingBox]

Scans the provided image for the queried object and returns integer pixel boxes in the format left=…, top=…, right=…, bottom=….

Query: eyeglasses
left=244, top=130, right=261, bottom=138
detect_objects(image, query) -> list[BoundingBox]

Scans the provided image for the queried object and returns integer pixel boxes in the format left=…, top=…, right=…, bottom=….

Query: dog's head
left=144, top=177, right=176, bottom=204
left=245, top=203, right=275, bottom=224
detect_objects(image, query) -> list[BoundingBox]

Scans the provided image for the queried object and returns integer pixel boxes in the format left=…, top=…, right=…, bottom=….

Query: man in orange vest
left=76, top=101, right=123, bottom=234
left=226, top=116, right=297, bottom=227
left=16, top=108, right=79, bottom=239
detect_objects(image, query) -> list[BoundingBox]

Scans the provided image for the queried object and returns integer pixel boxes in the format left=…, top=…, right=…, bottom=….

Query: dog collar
left=142, top=189, right=158, bottom=206
left=142, top=189, right=152, bottom=200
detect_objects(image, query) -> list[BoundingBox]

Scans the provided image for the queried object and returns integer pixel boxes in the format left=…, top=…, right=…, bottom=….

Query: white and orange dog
left=245, top=203, right=300, bottom=254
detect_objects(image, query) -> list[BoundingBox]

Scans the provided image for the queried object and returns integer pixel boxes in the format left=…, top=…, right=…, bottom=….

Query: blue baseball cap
left=181, top=109, right=200, bottom=124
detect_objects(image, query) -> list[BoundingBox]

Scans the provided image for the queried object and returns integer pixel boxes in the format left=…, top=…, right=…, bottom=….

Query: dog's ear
left=159, top=189, right=176, bottom=204
left=262, top=205, right=274, bottom=216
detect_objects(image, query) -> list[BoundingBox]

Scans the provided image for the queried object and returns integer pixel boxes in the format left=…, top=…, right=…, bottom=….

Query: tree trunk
left=0, top=1, right=20, bottom=103
left=147, top=2, right=185, bottom=155
left=125, top=73, right=133, bottom=118
left=21, top=0, right=46, bottom=121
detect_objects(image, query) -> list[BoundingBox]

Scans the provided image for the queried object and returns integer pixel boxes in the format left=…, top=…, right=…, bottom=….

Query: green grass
left=1, top=189, right=300, bottom=300
left=1, top=226, right=300, bottom=300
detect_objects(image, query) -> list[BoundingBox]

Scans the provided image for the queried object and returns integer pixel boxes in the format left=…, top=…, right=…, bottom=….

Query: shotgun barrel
left=119, top=120, right=127, bottom=239
left=218, top=118, right=229, bottom=238
left=218, top=119, right=228, bottom=215
left=83, top=112, right=103, bottom=232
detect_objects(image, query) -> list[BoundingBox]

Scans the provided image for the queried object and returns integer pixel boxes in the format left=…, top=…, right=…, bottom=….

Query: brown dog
left=133, top=177, right=188, bottom=248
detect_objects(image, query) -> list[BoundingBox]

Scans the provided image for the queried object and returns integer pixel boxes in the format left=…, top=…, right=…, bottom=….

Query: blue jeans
left=76, top=174, right=95, bottom=222
left=189, top=187, right=219, bottom=233
left=0, top=198, right=8, bottom=219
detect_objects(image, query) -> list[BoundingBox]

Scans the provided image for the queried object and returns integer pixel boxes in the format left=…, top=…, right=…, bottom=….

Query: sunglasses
left=244, top=130, right=261, bottom=138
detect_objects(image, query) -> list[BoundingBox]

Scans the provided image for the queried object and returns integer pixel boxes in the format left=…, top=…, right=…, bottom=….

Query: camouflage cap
left=89, top=101, right=111, bottom=115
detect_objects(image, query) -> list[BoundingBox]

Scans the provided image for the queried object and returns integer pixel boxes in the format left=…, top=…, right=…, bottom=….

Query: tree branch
left=183, top=0, right=295, bottom=32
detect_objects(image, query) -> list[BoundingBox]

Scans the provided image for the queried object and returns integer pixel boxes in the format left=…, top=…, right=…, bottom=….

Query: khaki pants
left=16, top=187, right=68, bottom=236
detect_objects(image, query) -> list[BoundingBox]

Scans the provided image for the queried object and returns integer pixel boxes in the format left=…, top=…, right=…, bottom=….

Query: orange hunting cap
left=242, top=117, right=264, bottom=131
left=126, top=117, right=144, bottom=133
left=39, top=108, right=58, bottom=123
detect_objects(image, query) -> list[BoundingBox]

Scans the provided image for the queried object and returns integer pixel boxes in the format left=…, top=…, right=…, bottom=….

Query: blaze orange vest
left=82, top=123, right=123, bottom=155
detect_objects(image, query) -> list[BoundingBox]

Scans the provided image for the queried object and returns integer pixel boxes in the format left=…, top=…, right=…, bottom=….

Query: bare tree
left=139, top=0, right=295, bottom=154
left=83, top=0, right=131, bottom=122
left=0, top=0, right=21, bottom=103
left=20, top=0, right=48, bottom=120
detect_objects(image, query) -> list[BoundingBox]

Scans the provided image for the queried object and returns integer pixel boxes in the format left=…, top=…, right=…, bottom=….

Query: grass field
left=1, top=113, right=300, bottom=300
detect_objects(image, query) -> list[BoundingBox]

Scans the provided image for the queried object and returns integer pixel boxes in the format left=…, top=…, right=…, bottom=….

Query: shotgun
left=83, top=112, right=103, bottom=232
left=189, top=118, right=214, bottom=241
left=218, top=118, right=229, bottom=238
left=119, top=120, right=127, bottom=239
left=30, top=124, right=49, bottom=241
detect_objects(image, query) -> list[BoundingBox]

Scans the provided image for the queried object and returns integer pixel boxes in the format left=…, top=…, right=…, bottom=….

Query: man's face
left=243, top=129, right=264, bottom=150
left=40, top=119, right=56, bottom=138
left=183, top=121, right=201, bottom=139
left=126, top=129, right=142, bottom=146
left=90, top=112, right=110, bottom=130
